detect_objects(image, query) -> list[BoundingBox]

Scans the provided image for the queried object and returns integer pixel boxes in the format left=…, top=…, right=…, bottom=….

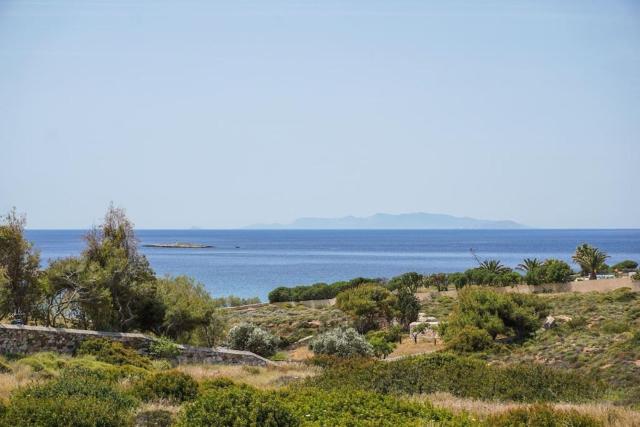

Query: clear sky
left=1, top=1, right=639, bottom=229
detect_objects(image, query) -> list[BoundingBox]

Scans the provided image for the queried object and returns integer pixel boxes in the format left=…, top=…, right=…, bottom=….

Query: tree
left=366, top=331, right=396, bottom=358
left=517, top=258, right=542, bottom=273
left=394, top=287, right=420, bottom=329
left=611, top=260, right=638, bottom=272
left=81, top=204, right=161, bottom=331
left=410, top=322, right=429, bottom=344
left=155, top=276, right=226, bottom=346
left=386, top=272, right=423, bottom=293
left=38, top=257, right=112, bottom=328
left=478, top=259, right=511, bottom=274
left=572, top=244, right=609, bottom=280
left=336, top=284, right=397, bottom=333
left=0, top=208, right=41, bottom=322
left=523, top=259, right=572, bottom=285
left=442, top=288, right=549, bottom=345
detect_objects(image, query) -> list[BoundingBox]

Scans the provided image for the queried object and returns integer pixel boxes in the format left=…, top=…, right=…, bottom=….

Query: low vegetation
left=1, top=207, right=639, bottom=425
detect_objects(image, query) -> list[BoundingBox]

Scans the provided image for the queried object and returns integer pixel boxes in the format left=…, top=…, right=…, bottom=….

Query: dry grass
left=0, top=363, right=39, bottom=401
left=415, top=392, right=640, bottom=427
left=387, top=334, right=443, bottom=359
left=176, top=362, right=318, bottom=390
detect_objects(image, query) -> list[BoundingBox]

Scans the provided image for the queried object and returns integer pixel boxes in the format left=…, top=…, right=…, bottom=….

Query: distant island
left=246, top=212, right=526, bottom=230
left=142, top=242, right=213, bottom=248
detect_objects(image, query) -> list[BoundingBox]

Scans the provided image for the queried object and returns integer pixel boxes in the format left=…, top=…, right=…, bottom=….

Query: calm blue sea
left=25, top=229, right=640, bottom=300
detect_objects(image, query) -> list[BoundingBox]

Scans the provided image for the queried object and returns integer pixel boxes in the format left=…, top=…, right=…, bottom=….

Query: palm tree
left=478, top=259, right=511, bottom=274
left=516, top=258, right=542, bottom=272
left=572, top=244, right=609, bottom=280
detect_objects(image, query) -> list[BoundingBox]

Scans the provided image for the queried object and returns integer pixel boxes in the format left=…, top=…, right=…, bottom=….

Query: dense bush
left=445, top=325, right=493, bottom=353
left=148, top=336, right=180, bottom=359
left=308, top=353, right=603, bottom=403
left=366, top=330, right=397, bottom=358
left=76, top=338, right=152, bottom=369
left=611, top=260, right=638, bottom=271
left=385, top=272, right=424, bottom=292
left=268, top=277, right=380, bottom=302
left=442, top=288, right=549, bottom=346
left=134, top=370, right=198, bottom=403
left=279, top=386, right=464, bottom=426
left=176, top=386, right=298, bottom=427
left=488, top=404, right=601, bottom=426
left=336, top=283, right=397, bottom=333
left=227, top=323, right=279, bottom=357
left=309, top=327, right=373, bottom=357
left=2, top=367, right=137, bottom=426
left=524, top=259, right=573, bottom=285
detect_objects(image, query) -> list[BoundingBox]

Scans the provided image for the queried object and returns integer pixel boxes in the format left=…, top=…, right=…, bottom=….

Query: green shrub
left=446, top=325, right=493, bottom=353
left=175, top=386, right=298, bottom=427
left=227, top=323, right=279, bottom=357
left=366, top=331, right=397, bottom=358
left=15, top=352, right=66, bottom=377
left=134, top=370, right=198, bottom=403
left=148, top=337, right=180, bottom=359
left=0, top=357, right=11, bottom=373
left=3, top=367, right=138, bottom=426
left=2, top=395, right=134, bottom=427
left=280, top=386, right=463, bottom=426
left=77, top=338, right=152, bottom=369
left=309, top=327, right=373, bottom=357
left=442, top=288, right=549, bottom=345
left=308, top=353, right=603, bottom=403
left=199, top=377, right=237, bottom=392
left=268, top=277, right=381, bottom=302
left=611, top=260, right=638, bottom=271
left=488, top=404, right=601, bottom=426
left=600, top=320, right=630, bottom=334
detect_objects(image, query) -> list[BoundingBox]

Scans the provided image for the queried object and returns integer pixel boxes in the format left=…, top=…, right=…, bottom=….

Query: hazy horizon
left=2, top=1, right=639, bottom=229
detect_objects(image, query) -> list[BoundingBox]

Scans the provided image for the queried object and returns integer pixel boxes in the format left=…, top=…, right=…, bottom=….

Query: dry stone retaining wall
left=0, top=324, right=271, bottom=366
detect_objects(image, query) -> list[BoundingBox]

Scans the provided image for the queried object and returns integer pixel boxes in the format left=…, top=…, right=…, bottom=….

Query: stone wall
left=416, top=276, right=640, bottom=301
left=0, top=324, right=271, bottom=366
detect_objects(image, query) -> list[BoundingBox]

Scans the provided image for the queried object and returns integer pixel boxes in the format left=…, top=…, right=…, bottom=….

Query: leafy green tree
left=82, top=204, right=161, bottom=331
left=155, top=276, right=226, bottom=346
left=572, top=244, right=610, bottom=279
left=386, top=272, right=423, bottom=293
left=0, top=208, right=42, bottom=323
left=425, top=273, right=449, bottom=291
left=336, top=284, right=397, bottom=333
left=38, top=257, right=112, bottom=328
left=517, top=258, right=542, bottom=273
left=611, top=260, right=638, bottom=271
left=443, top=288, right=549, bottom=345
left=394, top=287, right=420, bottom=329
left=523, top=259, right=572, bottom=285
left=366, top=331, right=396, bottom=358
left=410, top=322, right=429, bottom=343
left=478, top=259, right=511, bottom=274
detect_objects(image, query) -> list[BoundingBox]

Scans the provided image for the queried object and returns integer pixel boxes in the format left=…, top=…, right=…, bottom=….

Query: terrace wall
left=0, top=324, right=271, bottom=366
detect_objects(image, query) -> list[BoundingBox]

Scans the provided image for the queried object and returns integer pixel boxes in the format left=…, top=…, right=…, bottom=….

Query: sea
left=25, top=229, right=640, bottom=300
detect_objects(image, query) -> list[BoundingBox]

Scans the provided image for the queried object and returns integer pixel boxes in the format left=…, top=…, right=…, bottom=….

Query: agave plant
left=478, top=259, right=511, bottom=274
left=572, top=244, right=609, bottom=280
left=516, top=258, right=542, bottom=272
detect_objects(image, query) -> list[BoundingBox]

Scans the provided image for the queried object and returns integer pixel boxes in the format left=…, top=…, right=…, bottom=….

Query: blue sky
left=1, top=0, right=639, bottom=229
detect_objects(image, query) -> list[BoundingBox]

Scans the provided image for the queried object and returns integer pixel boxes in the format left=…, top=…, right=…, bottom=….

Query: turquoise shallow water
left=25, top=229, right=640, bottom=300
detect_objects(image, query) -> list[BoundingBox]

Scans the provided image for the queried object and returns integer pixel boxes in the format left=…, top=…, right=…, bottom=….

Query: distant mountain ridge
left=246, top=212, right=526, bottom=230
